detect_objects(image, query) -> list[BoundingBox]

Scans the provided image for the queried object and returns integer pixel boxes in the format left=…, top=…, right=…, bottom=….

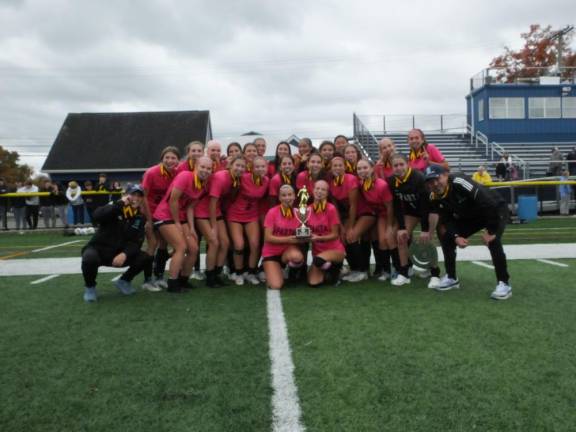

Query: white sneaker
left=340, top=265, right=351, bottom=276
left=257, top=271, right=267, bottom=283
left=142, top=280, right=162, bottom=292
left=391, top=274, right=411, bottom=286
left=153, top=277, right=168, bottom=289
left=341, top=271, right=358, bottom=281
left=345, top=271, right=368, bottom=283
left=433, top=275, right=460, bottom=291
left=230, top=273, right=244, bottom=286
left=377, top=272, right=390, bottom=282
left=491, top=281, right=512, bottom=300
left=243, top=272, right=260, bottom=285
left=190, top=271, right=205, bottom=281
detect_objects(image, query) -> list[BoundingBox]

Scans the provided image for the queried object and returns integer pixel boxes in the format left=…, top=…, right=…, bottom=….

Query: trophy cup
left=295, top=186, right=311, bottom=239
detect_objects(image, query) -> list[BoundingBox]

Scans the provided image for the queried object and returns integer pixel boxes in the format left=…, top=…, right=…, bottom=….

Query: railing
left=474, top=131, right=528, bottom=178
left=354, top=114, right=467, bottom=134
left=470, top=67, right=576, bottom=91
left=352, top=113, right=379, bottom=161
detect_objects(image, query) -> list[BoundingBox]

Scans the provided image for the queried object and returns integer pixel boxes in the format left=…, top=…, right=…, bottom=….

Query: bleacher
left=495, top=142, right=576, bottom=177
left=360, top=132, right=492, bottom=177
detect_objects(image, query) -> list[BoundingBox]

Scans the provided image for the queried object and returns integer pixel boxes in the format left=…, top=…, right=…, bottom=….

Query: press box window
left=489, top=97, right=525, bottom=119
left=478, top=99, right=484, bottom=121
left=562, top=97, right=576, bottom=118
left=528, top=97, right=561, bottom=119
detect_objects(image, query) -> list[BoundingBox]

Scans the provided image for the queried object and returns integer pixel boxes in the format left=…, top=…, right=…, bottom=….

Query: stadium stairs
left=493, top=142, right=576, bottom=178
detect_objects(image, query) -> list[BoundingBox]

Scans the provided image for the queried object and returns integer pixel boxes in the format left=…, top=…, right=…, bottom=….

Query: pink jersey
left=195, top=170, right=238, bottom=218
left=261, top=205, right=301, bottom=257
left=227, top=173, right=269, bottom=223
left=329, top=173, right=358, bottom=216
left=268, top=173, right=293, bottom=201
left=409, top=143, right=445, bottom=171
left=142, top=164, right=175, bottom=215
left=360, top=177, right=393, bottom=218
left=175, top=159, right=195, bottom=175
left=267, top=161, right=277, bottom=178
left=296, top=171, right=323, bottom=198
left=212, top=158, right=228, bottom=173
left=153, top=171, right=207, bottom=222
left=374, top=161, right=394, bottom=180
left=307, top=202, right=346, bottom=255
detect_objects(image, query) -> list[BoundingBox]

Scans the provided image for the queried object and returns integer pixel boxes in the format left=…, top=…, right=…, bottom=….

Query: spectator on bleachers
left=495, top=153, right=512, bottom=181
left=559, top=169, right=571, bottom=216
left=0, top=177, right=8, bottom=230
left=549, top=147, right=563, bottom=177
left=566, top=146, right=576, bottom=176
left=472, top=165, right=492, bottom=185
left=66, top=180, right=84, bottom=226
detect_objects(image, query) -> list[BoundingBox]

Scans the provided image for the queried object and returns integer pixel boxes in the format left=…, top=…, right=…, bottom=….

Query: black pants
left=72, top=205, right=85, bottom=225
left=440, top=205, right=509, bottom=284
left=81, top=246, right=147, bottom=287
left=25, top=205, right=39, bottom=229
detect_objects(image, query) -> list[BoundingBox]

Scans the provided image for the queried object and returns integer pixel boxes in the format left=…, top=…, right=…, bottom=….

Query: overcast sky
left=0, top=0, right=574, bottom=172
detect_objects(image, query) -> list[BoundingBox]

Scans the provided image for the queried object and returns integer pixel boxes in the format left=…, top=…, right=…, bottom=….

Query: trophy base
left=295, top=227, right=311, bottom=239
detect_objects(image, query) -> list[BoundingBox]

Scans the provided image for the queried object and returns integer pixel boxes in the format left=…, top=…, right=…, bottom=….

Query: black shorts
left=195, top=216, right=224, bottom=222
left=153, top=219, right=187, bottom=229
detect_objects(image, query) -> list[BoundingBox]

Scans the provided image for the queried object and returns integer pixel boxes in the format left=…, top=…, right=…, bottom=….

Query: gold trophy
left=295, top=186, right=312, bottom=239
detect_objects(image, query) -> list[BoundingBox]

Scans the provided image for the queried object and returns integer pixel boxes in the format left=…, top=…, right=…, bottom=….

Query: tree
left=490, top=24, right=576, bottom=82
left=0, top=146, right=34, bottom=184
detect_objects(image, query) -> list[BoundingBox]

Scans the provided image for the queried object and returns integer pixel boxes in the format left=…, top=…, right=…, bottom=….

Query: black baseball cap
left=126, top=184, right=144, bottom=196
left=424, top=165, right=448, bottom=181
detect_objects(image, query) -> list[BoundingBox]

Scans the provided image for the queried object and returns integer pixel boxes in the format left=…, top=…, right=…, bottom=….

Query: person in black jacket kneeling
left=81, top=184, right=147, bottom=303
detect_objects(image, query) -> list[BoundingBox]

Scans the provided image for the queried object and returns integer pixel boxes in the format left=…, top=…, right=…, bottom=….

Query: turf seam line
left=267, top=290, right=305, bottom=432
left=537, top=259, right=569, bottom=268
left=471, top=261, right=495, bottom=269
left=32, top=240, right=81, bottom=253
left=30, top=274, right=60, bottom=284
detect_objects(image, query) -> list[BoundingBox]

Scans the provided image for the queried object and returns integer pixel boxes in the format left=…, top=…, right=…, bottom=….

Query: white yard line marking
left=32, top=240, right=81, bottom=253
left=30, top=274, right=60, bottom=285
left=537, top=259, right=569, bottom=268
left=472, top=261, right=495, bottom=270
left=110, top=274, right=122, bottom=281
left=267, top=290, right=305, bottom=432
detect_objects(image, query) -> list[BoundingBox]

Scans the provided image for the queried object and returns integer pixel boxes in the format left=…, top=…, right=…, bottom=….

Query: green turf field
left=1, top=228, right=576, bottom=431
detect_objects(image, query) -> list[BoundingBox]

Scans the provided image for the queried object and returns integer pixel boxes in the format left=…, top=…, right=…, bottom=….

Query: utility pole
left=550, top=25, right=574, bottom=75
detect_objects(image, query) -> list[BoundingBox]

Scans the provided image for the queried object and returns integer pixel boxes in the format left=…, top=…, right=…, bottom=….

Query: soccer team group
left=81, top=130, right=513, bottom=303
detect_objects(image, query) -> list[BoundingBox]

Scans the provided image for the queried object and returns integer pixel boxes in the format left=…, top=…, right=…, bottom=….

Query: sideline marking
left=267, top=289, right=305, bottom=432
left=537, top=259, right=569, bottom=268
left=30, top=274, right=60, bottom=285
left=32, top=240, right=81, bottom=253
left=0, top=251, right=28, bottom=260
left=472, top=261, right=495, bottom=270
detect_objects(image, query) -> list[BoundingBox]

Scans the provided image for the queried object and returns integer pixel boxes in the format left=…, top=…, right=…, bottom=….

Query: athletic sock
left=154, top=248, right=169, bottom=279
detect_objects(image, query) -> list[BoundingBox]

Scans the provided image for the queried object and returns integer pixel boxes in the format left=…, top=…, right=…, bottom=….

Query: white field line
left=32, top=240, right=81, bottom=253
left=471, top=261, right=495, bottom=270
left=110, top=274, right=122, bottom=281
left=537, top=259, right=569, bottom=268
left=30, top=274, right=60, bottom=285
left=267, top=289, right=305, bottom=432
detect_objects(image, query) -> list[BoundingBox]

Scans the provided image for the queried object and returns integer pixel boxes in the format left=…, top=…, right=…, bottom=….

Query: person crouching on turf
left=262, top=185, right=305, bottom=290
left=423, top=165, right=512, bottom=300
left=81, top=185, right=148, bottom=303
left=307, top=180, right=346, bottom=286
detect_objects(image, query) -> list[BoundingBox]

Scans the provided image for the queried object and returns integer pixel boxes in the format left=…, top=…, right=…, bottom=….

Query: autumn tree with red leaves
left=490, top=24, right=576, bottom=82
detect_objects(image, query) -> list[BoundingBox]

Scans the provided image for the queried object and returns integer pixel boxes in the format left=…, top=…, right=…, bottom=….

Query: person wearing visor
left=424, top=165, right=512, bottom=300
left=81, top=184, right=148, bottom=303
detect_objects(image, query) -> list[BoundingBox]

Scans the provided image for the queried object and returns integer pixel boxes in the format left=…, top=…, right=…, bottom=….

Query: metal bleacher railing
left=470, top=66, right=576, bottom=91
left=473, top=131, right=529, bottom=179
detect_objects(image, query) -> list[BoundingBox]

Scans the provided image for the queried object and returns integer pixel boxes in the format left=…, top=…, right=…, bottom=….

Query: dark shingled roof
left=42, top=110, right=212, bottom=172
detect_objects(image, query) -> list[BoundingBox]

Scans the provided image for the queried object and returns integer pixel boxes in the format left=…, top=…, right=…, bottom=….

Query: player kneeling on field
left=81, top=185, right=148, bottom=302
left=424, top=165, right=512, bottom=300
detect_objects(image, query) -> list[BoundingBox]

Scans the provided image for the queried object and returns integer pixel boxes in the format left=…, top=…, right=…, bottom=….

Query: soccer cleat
left=83, top=287, right=97, bottom=303
left=341, top=271, right=359, bottom=282
left=243, top=273, right=260, bottom=285
left=232, top=273, right=244, bottom=286
left=491, top=281, right=512, bottom=300
left=340, top=265, right=351, bottom=276
left=114, top=279, right=136, bottom=296
left=190, top=271, right=205, bottom=281
left=142, top=280, right=162, bottom=292
left=433, top=275, right=460, bottom=291
left=377, top=272, right=391, bottom=282
left=345, top=271, right=369, bottom=283
left=427, top=276, right=441, bottom=289
left=391, top=274, right=411, bottom=286
left=153, top=277, right=168, bottom=289
left=257, top=271, right=267, bottom=283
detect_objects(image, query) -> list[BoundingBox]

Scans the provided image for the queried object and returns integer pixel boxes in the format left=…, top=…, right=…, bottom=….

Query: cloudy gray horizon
left=0, top=0, right=574, bottom=172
